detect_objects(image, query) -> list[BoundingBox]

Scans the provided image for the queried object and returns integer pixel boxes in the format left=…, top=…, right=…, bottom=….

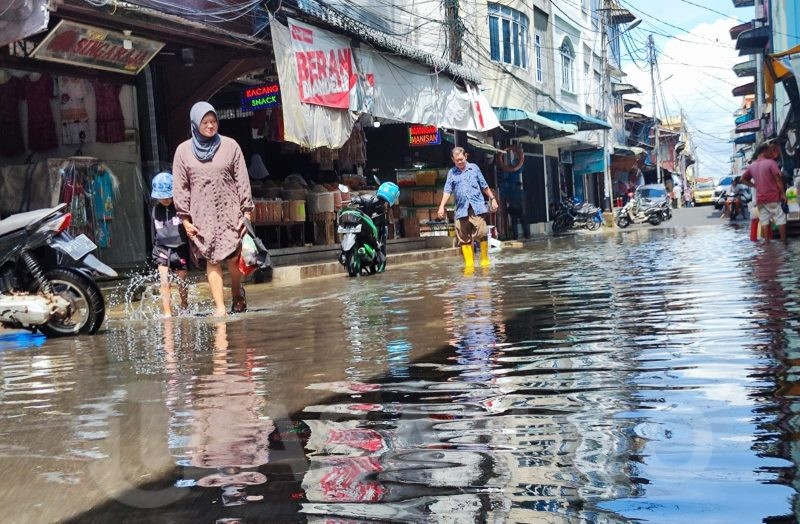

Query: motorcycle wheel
left=586, top=217, right=602, bottom=231
left=648, top=214, right=662, bottom=226
left=346, top=252, right=361, bottom=277
left=33, top=268, right=105, bottom=337
left=552, top=217, right=568, bottom=235
left=616, top=216, right=631, bottom=228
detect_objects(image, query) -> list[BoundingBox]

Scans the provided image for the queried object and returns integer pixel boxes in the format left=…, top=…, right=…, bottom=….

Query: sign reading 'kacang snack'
left=241, top=83, right=282, bottom=111
left=288, top=18, right=356, bottom=109
left=32, top=20, right=164, bottom=75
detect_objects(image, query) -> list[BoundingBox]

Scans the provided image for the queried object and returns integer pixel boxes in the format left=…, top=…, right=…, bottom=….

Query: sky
left=617, top=0, right=746, bottom=179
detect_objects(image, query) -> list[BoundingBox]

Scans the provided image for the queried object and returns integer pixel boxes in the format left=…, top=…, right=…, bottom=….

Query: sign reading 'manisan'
left=32, top=20, right=164, bottom=75
left=408, top=125, right=440, bottom=147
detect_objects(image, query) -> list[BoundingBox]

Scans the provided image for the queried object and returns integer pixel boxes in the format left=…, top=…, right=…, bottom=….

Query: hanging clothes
left=58, top=77, right=90, bottom=145
left=58, top=157, right=117, bottom=248
left=22, top=73, right=58, bottom=151
left=92, top=80, right=125, bottom=143
left=0, top=74, right=24, bottom=156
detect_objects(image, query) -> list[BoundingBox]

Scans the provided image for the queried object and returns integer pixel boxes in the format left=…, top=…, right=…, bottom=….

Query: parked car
left=693, top=177, right=716, bottom=206
left=713, top=176, right=734, bottom=209
left=635, top=183, right=668, bottom=204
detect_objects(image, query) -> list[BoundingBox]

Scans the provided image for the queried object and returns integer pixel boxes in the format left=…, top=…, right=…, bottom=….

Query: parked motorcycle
left=658, top=197, right=672, bottom=222
left=551, top=197, right=603, bottom=235
left=0, top=204, right=117, bottom=337
left=337, top=182, right=399, bottom=277
left=615, top=198, right=662, bottom=228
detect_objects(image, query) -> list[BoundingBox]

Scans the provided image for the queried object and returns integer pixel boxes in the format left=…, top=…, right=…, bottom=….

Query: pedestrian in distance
left=437, top=146, right=499, bottom=271
left=506, top=181, right=530, bottom=240
left=684, top=184, right=693, bottom=207
left=172, top=101, right=254, bottom=316
left=740, top=142, right=787, bottom=243
left=150, top=172, right=189, bottom=318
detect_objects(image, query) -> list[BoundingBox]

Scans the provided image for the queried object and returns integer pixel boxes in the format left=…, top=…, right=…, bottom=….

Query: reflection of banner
left=572, top=149, right=605, bottom=176
left=0, top=0, right=49, bottom=47
left=32, top=20, right=164, bottom=75
left=288, top=18, right=355, bottom=109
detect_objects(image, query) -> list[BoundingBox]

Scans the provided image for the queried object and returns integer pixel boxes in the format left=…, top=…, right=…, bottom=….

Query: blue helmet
left=151, top=172, right=173, bottom=199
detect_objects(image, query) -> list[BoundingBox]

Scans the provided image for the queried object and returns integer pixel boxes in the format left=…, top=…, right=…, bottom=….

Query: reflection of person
left=740, top=143, right=787, bottom=242
left=437, top=147, right=498, bottom=270
left=187, top=322, right=273, bottom=506
left=173, top=102, right=254, bottom=316
left=150, top=172, right=189, bottom=317
left=506, top=182, right=529, bottom=240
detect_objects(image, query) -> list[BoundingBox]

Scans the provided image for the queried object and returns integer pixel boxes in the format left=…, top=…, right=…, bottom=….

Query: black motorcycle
left=337, top=194, right=389, bottom=277
left=0, top=204, right=117, bottom=337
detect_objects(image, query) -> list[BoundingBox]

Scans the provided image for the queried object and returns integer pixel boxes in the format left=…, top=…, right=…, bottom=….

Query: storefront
left=1, top=1, right=273, bottom=266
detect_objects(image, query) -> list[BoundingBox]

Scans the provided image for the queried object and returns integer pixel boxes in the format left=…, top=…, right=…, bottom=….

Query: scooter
left=551, top=197, right=603, bottom=234
left=615, top=198, right=662, bottom=228
left=0, top=204, right=117, bottom=337
left=336, top=182, right=399, bottom=277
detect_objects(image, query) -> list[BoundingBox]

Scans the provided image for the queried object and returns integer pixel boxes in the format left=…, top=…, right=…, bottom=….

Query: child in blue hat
left=150, top=172, right=189, bottom=316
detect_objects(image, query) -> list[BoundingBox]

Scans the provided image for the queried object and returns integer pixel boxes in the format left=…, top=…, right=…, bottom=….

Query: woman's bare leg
left=206, top=262, right=226, bottom=317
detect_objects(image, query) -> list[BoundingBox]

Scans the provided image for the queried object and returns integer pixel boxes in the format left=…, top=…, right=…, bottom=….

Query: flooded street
left=1, top=223, right=799, bottom=523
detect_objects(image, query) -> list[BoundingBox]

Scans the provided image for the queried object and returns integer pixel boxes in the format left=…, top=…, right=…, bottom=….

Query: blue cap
left=151, top=172, right=173, bottom=199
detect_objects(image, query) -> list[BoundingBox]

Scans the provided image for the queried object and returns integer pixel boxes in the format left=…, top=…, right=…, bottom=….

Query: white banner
left=288, top=18, right=356, bottom=109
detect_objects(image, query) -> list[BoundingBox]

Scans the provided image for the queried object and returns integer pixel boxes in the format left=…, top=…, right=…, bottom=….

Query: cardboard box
left=412, top=189, right=435, bottom=206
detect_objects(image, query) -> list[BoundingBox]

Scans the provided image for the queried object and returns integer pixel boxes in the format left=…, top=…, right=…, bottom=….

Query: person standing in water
left=437, top=147, right=498, bottom=270
left=150, top=172, right=189, bottom=317
left=172, top=101, right=253, bottom=316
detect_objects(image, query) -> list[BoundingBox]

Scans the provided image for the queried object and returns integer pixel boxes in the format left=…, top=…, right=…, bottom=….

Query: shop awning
left=732, top=82, right=755, bottom=97
left=494, top=107, right=578, bottom=139
left=443, top=133, right=504, bottom=153
left=623, top=98, right=642, bottom=111
left=734, top=109, right=754, bottom=125
left=612, top=82, right=641, bottom=95
left=764, top=44, right=800, bottom=105
left=733, top=133, right=757, bottom=145
left=736, top=25, right=770, bottom=56
left=729, top=21, right=753, bottom=41
left=732, top=0, right=754, bottom=7
left=735, top=118, right=761, bottom=133
left=538, top=111, right=612, bottom=130
left=733, top=59, right=757, bottom=77
left=612, top=144, right=645, bottom=156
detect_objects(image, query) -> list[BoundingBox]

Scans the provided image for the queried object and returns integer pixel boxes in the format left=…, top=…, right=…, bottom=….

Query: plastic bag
left=241, top=233, right=258, bottom=266
left=238, top=219, right=273, bottom=277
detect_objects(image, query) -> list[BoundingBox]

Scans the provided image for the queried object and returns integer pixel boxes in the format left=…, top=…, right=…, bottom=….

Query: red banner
left=288, top=19, right=355, bottom=109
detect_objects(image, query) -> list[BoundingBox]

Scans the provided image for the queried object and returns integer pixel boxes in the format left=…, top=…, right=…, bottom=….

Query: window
left=488, top=3, right=529, bottom=69
left=560, top=37, right=575, bottom=93
left=534, top=34, right=543, bottom=82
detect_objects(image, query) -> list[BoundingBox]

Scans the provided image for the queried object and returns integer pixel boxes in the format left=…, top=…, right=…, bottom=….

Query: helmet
left=151, top=172, right=173, bottom=199
left=377, top=182, right=399, bottom=205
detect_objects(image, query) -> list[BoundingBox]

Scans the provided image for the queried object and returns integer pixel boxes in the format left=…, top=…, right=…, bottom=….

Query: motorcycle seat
left=0, top=205, right=65, bottom=237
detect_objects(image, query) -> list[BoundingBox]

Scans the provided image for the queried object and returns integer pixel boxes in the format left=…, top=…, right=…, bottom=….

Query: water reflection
left=165, top=320, right=274, bottom=507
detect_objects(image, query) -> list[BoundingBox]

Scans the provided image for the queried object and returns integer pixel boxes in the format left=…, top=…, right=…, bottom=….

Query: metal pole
left=601, top=3, right=613, bottom=212
left=649, top=35, right=662, bottom=184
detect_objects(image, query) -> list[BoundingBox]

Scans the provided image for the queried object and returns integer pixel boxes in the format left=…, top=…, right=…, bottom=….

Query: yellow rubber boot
left=479, top=240, right=490, bottom=267
left=461, top=244, right=474, bottom=269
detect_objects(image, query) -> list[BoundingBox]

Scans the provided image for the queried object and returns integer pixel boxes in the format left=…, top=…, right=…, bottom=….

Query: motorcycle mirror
left=338, top=184, right=350, bottom=194
left=372, top=175, right=381, bottom=186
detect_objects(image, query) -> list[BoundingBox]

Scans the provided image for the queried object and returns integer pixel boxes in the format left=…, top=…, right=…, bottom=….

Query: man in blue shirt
left=437, top=147, right=498, bottom=269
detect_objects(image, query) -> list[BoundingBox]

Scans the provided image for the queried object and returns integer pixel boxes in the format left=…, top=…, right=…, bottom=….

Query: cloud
left=623, top=19, right=743, bottom=177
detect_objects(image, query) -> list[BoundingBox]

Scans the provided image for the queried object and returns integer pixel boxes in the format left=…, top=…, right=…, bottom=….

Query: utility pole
left=445, top=0, right=466, bottom=147
left=600, top=3, right=612, bottom=212
left=649, top=34, right=661, bottom=184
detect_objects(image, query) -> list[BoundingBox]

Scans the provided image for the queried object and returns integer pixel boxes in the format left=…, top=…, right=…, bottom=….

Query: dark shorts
left=153, top=244, right=190, bottom=271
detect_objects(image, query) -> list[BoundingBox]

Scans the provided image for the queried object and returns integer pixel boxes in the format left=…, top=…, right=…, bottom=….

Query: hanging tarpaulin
left=0, top=0, right=49, bottom=47
left=271, top=17, right=499, bottom=149
left=271, top=18, right=356, bottom=149
left=287, top=18, right=357, bottom=109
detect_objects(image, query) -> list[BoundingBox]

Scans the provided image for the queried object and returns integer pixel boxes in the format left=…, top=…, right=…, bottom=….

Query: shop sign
left=31, top=20, right=164, bottom=75
left=287, top=18, right=356, bottom=109
left=408, top=125, right=440, bottom=147
left=572, top=149, right=605, bottom=176
left=241, top=83, right=281, bottom=111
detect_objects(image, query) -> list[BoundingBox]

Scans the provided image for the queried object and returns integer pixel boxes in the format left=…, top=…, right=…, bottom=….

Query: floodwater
left=1, top=224, right=799, bottom=523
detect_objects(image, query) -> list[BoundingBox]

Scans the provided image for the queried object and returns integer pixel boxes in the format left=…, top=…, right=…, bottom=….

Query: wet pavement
left=1, top=219, right=799, bottom=523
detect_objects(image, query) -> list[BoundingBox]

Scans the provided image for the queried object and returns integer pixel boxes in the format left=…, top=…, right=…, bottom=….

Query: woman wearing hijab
left=173, top=101, right=253, bottom=316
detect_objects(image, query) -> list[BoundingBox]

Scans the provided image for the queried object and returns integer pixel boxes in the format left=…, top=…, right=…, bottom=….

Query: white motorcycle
left=0, top=204, right=117, bottom=337
left=615, top=198, right=663, bottom=228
